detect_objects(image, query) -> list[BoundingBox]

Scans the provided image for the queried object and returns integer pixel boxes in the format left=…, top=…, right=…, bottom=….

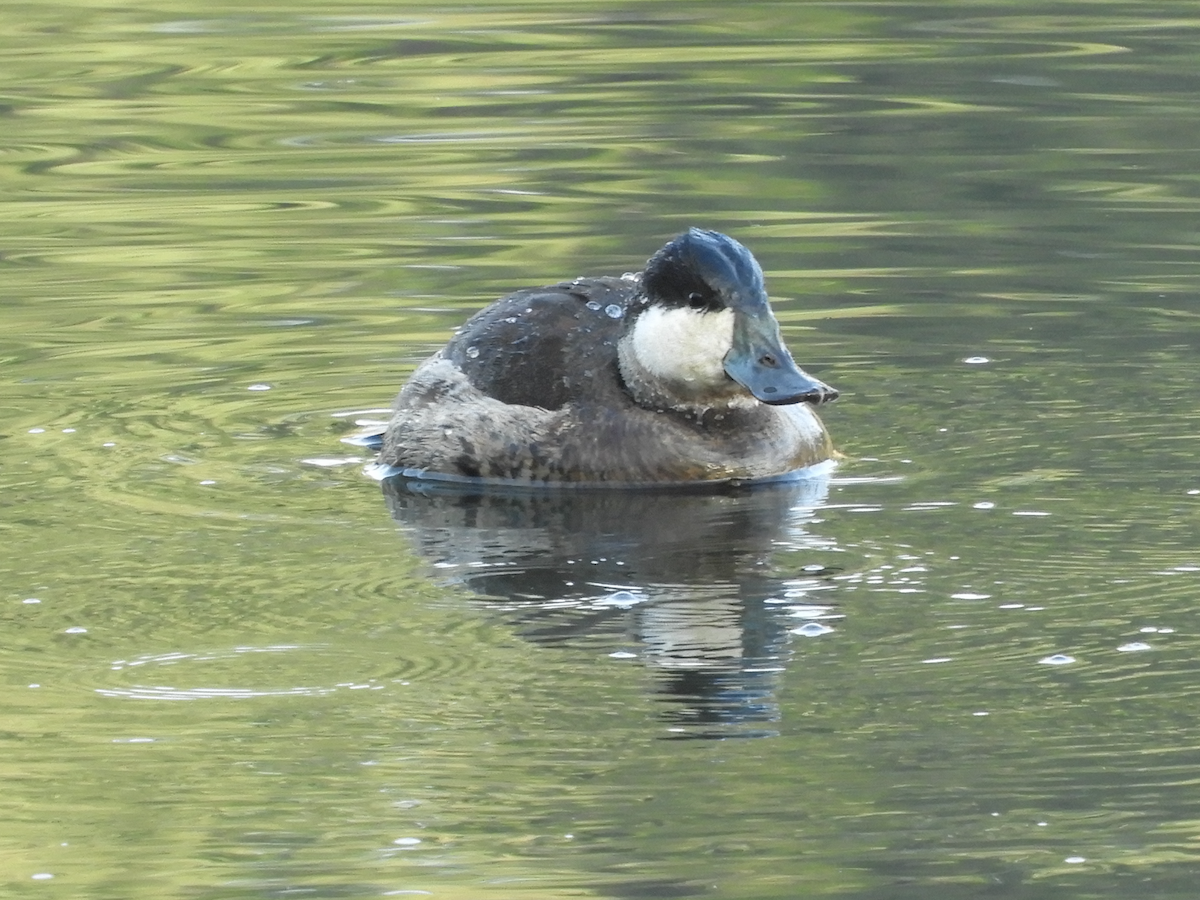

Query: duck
left=377, top=228, right=837, bottom=486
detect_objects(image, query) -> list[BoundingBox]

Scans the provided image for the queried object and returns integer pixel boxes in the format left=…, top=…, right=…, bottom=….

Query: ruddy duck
left=378, top=228, right=837, bottom=485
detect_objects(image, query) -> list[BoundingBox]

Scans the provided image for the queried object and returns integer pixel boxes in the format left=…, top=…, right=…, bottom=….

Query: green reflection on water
left=4, top=0, right=1200, bottom=898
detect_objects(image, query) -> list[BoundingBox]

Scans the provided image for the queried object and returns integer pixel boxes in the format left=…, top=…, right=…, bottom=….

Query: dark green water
left=4, top=1, right=1200, bottom=897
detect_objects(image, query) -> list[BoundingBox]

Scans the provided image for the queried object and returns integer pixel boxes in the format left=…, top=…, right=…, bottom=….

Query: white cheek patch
left=630, top=306, right=735, bottom=389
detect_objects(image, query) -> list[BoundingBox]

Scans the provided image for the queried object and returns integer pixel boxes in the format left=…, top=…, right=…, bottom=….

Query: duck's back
left=441, top=276, right=634, bottom=412
left=381, top=277, right=655, bottom=482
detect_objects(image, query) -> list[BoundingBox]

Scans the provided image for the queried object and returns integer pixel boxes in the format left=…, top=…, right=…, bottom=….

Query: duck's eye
left=687, top=292, right=709, bottom=310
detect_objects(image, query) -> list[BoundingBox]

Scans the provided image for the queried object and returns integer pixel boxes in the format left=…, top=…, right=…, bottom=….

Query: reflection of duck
left=383, top=474, right=840, bottom=737
left=379, top=229, right=837, bottom=485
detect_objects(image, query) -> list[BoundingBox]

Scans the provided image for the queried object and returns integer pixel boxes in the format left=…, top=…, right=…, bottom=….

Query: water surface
left=4, top=1, right=1200, bottom=898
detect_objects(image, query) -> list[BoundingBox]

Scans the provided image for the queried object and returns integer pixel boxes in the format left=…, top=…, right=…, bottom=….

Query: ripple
left=95, top=645, right=378, bottom=701
left=153, top=16, right=430, bottom=36
left=97, top=684, right=339, bottom=701
left=913, top=13, right=1191, bottom=38
left=591, top=590, right=647, bottom=610
left=791, top=622, right=835, bottom=638
left=1116, top=641, right=1152, bottom=653
left=1038, top=654, right=1077, bottom=666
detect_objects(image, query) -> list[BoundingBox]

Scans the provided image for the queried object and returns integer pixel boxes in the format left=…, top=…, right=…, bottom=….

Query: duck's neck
left=617, top=322, right=755, bottom=417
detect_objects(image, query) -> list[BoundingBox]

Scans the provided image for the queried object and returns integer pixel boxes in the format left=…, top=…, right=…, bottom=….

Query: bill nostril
left=759, top=354, right=778, bottom=368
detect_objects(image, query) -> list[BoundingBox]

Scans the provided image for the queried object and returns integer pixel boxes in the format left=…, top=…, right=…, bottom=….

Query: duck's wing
left=443, top=277, right=635, bottom=410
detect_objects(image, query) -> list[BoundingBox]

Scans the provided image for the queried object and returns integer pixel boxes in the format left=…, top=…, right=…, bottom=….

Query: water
left=4, top=1, right=1200, bottom=897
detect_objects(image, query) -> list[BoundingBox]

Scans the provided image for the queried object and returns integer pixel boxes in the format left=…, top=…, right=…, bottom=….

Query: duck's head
left=621, top=228, right=837, bottom=411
